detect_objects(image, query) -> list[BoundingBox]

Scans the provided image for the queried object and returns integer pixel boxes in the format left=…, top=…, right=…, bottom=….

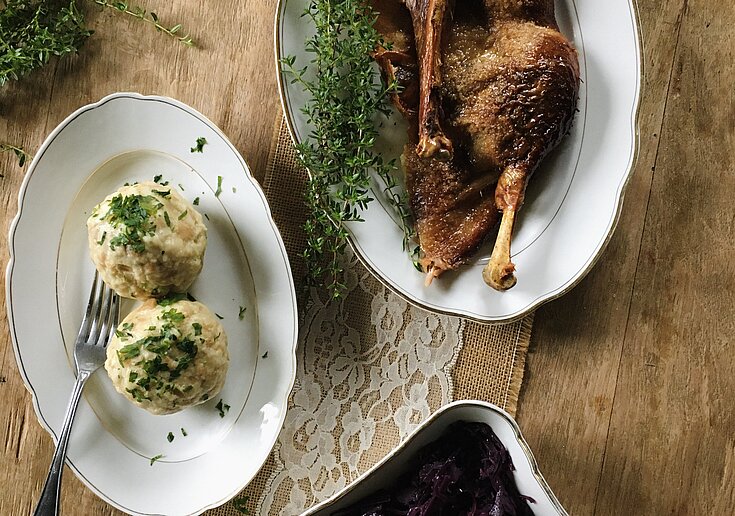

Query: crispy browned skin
left=371, top=0, right=579, bottom=288
left=441, top=0, right=580, bottom=289
left=373, top=0, right=500, bottom=280
left=404, top=0, right=454, bottom=159
left=404, top=146, right=499, bottom=279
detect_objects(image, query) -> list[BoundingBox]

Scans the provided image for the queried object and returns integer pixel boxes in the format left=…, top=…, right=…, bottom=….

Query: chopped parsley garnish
left=192, top=322, right=202, bottom=336
left=181, top=427, right=188, bottom=437
left=161, top=308, right=185, bottom=323
left=178, top=183, right=185, bottom=191
left=215, top=399, right=230, bottom=417
left=215, top=176, right=223, bottom=197
left=193, top=196, right=200, bottom=206
left=178, top=210, right=188, bottom=220
left=191, top=137, right=207, bottom=153
left=167, top=432, right=174, bottom=443
left=96, top=231, right=106, bottom=245
left=117, top=343, right=141, bottom=365
left=215, top=313, right=223, bottom=320
left=238, top=306, right=247, bottom=320
left=157, top=293, right=187, bottom=306
left=105, top=194, right=160, bottom=252
left=127, top=387, right=149, bottom=403
left=153, top=175, right=169, bottom=185
left=262, top=351, right=268, bottom=359
left=232, top=496, right=251, bottom=514
left=115, top=322, right=134, bottom=340
left=204, top=213, right=210, bottom=221
left=153, top=189, right=171, bottom=198
left=163, top=211, right=171, bottom=227
left=119, top=305, right=201, bottom=404
left=232, top=187, right=237, bottom=194
left=149, top=454, right=164, bottom=466
left=175, top=337, right=197, bottom=355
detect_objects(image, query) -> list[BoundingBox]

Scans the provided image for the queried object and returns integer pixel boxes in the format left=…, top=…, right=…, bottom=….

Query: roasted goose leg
left=371, top=0, right=579, bottom=290
left=404, top=0, right=454, bottom=159
left=443, top=0, right=580, bottom=290
left=372, top=0, right=501, bottom=283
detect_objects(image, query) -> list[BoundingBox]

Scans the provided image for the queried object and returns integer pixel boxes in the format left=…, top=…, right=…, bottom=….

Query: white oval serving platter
left=301, top=400, right=567, bottom=516
left=6, top=93, right=298, bottom=515
left=275, top=0, right=642, bottom=323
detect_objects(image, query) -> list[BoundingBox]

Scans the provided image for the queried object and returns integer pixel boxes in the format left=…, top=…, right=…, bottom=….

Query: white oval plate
left=6, top=93, right=298, bottom=515
left=301, top=400, right=566, bottom=516
left=276, top=0, right=641, bottom=323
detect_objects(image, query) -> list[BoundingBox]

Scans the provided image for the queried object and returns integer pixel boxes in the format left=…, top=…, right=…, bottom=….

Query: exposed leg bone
left=483, top=164, right=527, bottom=291
left=404, top=0, right=454, bottom=159
left=483, top=208, right=517, bottom=290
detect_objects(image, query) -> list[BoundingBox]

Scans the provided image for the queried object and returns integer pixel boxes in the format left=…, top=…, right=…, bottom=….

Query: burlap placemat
left=207, top=117, right=533, bottom=516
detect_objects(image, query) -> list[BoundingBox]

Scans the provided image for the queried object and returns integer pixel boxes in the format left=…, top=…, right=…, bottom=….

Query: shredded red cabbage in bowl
left=333, top=421, right=534, bottom=516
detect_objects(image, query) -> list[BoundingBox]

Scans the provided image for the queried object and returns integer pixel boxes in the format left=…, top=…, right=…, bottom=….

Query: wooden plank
left=0, top=1, right=277, bottom=514
left=515, top=0, right=689, bottom=513
left=594, top=0, right=735, bottom=512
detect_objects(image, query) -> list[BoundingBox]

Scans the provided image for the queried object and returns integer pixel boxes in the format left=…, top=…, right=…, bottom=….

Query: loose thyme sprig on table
left=0, top=0, right=195, bottom=89
left=93, top=0, right=194, bottom=46
left=0, top=0, right=92, bottom=86
left=281, top=0, right=416, bottom=299
left=0, top=143, right=31, bottom=168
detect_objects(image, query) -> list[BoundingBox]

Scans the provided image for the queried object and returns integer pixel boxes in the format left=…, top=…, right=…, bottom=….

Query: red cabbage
left=334, top=421, right=534, bottom=516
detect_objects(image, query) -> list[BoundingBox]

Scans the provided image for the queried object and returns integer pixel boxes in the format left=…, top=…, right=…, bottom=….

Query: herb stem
left=0, top=143, right=30, bottom=167
left=92, top=0, right=195, bottom=46
left=282, top=0, right=409, bottom=298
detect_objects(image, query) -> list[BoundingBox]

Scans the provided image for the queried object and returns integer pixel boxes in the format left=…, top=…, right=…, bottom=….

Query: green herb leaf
left=232, top=496, right=251, bottom=514
left=178, top=210, right=188, bottom=220
left=0, top=143, right=31, bottom=167
left=215, top=176, right=223, bottom=197
left=238, top=306, right=247, bottom=320
left=149, top=454, right=164, bottom=465
left=94, top=0, right=196, bottom=46
left=167, top=432, right=174, bottom=443
left=191, top=136, right=207, bottom=153
left=181, top=427, right=188, bottom=437
left=215, top=399, right=230, bottom=418
left=193, top=197, right=200, bottom=206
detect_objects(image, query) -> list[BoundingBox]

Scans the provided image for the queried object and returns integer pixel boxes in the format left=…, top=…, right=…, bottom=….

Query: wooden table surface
left=0, top=1, right=732, bottom=515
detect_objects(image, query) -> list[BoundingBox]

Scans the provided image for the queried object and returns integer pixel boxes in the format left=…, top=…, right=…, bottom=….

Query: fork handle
left=33, top=370, right=91, bottom=516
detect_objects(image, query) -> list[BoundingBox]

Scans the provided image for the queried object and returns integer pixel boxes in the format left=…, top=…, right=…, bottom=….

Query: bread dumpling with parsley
left=87, top=181, right=206, bottom=300
left=105, top=298, right=229, bottom=415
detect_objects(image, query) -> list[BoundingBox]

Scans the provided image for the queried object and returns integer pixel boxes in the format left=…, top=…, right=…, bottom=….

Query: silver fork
left=34, top=271, right=120, bottom=516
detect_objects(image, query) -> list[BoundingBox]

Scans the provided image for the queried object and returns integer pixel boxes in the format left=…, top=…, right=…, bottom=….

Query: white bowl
left=301, top=400, right=566, bottom=516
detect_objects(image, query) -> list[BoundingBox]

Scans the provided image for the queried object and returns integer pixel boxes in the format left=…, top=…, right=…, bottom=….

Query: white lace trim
left=256, top=254, right=463, bottom=514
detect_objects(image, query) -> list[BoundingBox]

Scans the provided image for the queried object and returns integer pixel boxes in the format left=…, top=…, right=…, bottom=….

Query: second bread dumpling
left=87, top=181, right=206, bottom=300
left=105, top=298, right=229, bottom=415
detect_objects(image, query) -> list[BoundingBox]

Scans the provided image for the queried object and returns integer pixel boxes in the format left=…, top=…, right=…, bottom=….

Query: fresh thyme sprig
left=0, top=143, right=31, bottom=167
left=0, top=0, right=196, bottom=88
left=93, top=0, right=194, bottom=46
left=0, top=0, right=92, bottom=86
left=282, top=0, right=415, bottom=298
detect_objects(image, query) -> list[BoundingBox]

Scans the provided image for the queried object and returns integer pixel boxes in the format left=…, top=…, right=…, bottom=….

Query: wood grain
left=517, top=0, right=735, bottom=514
left=0, top=1, right=278, bottom=515
left=1, top=0, right=733, bottom=515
